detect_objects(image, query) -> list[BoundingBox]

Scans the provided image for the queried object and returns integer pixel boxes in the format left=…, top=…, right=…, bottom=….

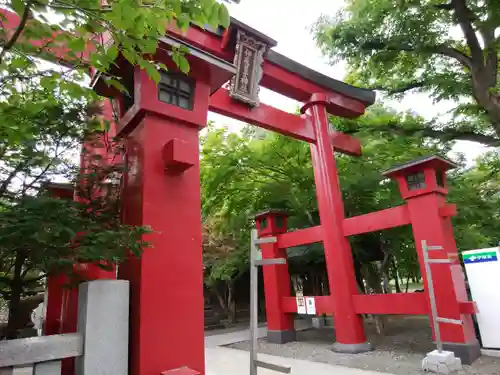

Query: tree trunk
left=392, top=259, right=401, bottom=293
left=354, top=260, right=366, bottom=294
left=394, top=275, right=401, bottom=293
left=214, top=281, right=236, bottom=324
left=361, top=262, right=387, bottom=336
left=5, top=251, right=26, bottom=340
left=226, top=281, right=236, bottom=324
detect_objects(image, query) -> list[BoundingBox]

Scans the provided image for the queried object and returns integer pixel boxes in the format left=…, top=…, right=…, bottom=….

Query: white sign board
left=305, top=297, right=316, bottom=315
left=296, top=297, right=306, bottom=314
left=463, top=247, right=500, bottom=349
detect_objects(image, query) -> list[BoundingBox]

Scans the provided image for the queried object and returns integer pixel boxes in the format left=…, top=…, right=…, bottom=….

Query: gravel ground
left=226, top=316, right=500, bottom=375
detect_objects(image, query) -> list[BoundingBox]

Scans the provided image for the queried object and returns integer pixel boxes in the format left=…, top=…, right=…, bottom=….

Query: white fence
left=0, top=280, right=129, bottom=375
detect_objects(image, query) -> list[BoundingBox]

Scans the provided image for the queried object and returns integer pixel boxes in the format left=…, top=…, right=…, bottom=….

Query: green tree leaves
left=313, top=0, right=500, bottom=145
left=200, top=108, right=499, bottom=296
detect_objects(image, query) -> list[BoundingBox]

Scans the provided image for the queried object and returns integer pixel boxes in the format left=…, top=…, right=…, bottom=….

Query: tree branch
left=368, top=81, right=426, bottom=94
left=0, top=0, right=32, bottom=65
left=0, top=162, right=28, bottom=199
left=344, top=122, right=500, bottom=147
left=479, top=0, right=499, bottom=86
left=450, top=0, right=484, bottom=66
left=362, top=39, right=473, bottom=69
left=416, top=128, right=500, bottom=146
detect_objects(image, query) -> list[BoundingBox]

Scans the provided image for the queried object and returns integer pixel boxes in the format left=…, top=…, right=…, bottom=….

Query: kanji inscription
left=229, top=30, right=268, bottom=107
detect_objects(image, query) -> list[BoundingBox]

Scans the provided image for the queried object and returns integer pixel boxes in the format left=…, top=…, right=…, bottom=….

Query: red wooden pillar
left=116, top=66, right=212, bottom=375
left=43, top=183, right=74, bottom=337
left=301, top=95, right=370, bottom=353
left=44, top=273, right=65, bottom=335
left=255, top=210, right=295, bottom=343
left=383, top=155, right=480, bottom=364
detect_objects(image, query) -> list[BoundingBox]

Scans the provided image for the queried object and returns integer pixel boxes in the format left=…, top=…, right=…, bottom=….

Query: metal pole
left=250, top=229, right=259, bottom=375
left=422, top=240, right=442, bottom=352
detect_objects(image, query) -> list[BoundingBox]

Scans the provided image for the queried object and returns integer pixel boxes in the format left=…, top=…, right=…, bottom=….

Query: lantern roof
left=253, top=209, right=288, bottom=220
left=382, top=154, right=458, bottom=178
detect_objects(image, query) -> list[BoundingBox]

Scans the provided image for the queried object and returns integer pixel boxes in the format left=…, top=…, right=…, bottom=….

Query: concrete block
left=422, top=350, right=462, bottom=374
left=75, top=280, right=130, bottom=375
left=267, top=330, right=295, bottom=344
left=311, top=316, right=334, bottom=328
left=34, top=361, right=61, bottom=375
left=311, top=317, right=325, bottom=329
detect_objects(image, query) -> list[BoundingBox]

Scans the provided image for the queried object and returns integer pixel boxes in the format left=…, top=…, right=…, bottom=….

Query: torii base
left=267, top=329, right=296, bottom=344
left=331, top=342, right=373, bottom=354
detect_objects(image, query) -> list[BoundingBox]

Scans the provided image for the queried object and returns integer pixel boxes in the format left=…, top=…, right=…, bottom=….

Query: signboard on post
left=296, top=297, right=306, bottom=315
left=463, top=247, right=500, bottom=350
left=305, top=297, right=316, bottom=315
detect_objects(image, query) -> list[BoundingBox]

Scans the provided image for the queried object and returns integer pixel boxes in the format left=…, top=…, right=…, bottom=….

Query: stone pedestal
left=422, top=350, right=462, bottom=374
left=311, top=315, right=334, bottom=328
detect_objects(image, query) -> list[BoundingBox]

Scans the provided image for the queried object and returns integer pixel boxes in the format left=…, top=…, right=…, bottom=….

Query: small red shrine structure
left=1, top=8, right=480, bottom=375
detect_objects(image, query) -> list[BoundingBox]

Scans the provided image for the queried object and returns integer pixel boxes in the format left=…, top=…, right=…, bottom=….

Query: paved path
left=204, top=322, right=394, bottom=375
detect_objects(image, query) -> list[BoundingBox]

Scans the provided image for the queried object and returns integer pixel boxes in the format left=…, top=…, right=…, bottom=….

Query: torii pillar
left=92, top=46, right=236, bottom=374
left=301, top=94, right=371, bottom=353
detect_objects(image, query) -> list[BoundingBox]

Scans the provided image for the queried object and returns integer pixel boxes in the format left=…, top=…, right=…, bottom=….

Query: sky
left=207, top=0, right=489, bottom=164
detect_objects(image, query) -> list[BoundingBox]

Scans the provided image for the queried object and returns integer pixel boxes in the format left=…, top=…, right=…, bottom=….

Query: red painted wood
left=168, top=24, right=368, bottom=115
left=439, top=204, right=457, bottom=217
left=44, top=186, right=73, bottom=338
left=311, top=296, right=334, bottom=315
left=210, top=90, right=363, bottom=155
left=306, top=101, right=366, bottom=345
left=353, top=293, right=428, bottom=315
left=403, top=191, right=477, bottom=345
left=459, top=301, right=477, bottom=314
left=281, top=297, right=298, bottom=313
left=329, top=131, right=362, bottom=157
left=277, top=226, right=323, bottom=249
left=343, top=205, right=411, bottom=236
left=168, top=23, right=234, bottom=62
left=261, top=64, right=366, bottom=116
left=117, top=70, right=211, bottom=373
left=300, top=92, right=366, bottom=118
left=163, top=138, right=197, bottom=175
left=209, top=89, right=315, bottom=142
left=256, top=213, right=294, bottom=334
left=44, top=274, right=65, bottom=336
left=391, top=167, right=449, bottom=200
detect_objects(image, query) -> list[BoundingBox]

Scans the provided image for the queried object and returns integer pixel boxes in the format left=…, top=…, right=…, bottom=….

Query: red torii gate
left=2, top=8, right=480, bottom=375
